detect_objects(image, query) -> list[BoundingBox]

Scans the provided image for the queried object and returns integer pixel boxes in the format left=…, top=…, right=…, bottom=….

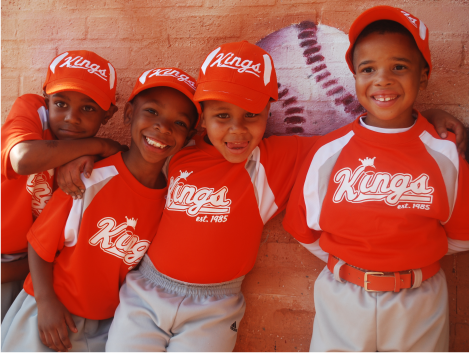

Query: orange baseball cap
left=128, top=67, right=202, bottom=126
left=43, top=50, right=117, bottom=110
left=194, top=41, right=278, bottom=114
left=345, top=6, right=432, bottom=78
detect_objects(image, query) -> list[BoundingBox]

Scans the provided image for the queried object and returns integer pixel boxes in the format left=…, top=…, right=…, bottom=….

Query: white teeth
left=146, top=137, right=167, bottom=149
left=375, top=96, right=396, bottom=102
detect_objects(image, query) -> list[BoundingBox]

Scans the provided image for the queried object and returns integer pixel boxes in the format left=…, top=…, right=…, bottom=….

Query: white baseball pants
left=1, top=290, right=113, bottom=352
left=310, top=266, right=449, bottom=352
left=106, top=255, right=246, bottom=352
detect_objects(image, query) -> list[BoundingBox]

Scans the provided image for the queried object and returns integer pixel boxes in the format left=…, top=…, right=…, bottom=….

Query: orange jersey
left=147, top=134, right=319, bottom=284
left=1, top=94, right=55, bottom=255
left=284, top=112, right=469, bottom=272
left=23, top=153, right=167, bottom=320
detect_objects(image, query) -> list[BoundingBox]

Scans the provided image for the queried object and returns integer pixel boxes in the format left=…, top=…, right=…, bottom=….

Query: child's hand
left=37, top=296, right=78, bottom=352
left=57, top=156, right=96, bottom=200
left=99, top=138, right=129, bottom=158
left=422, top=109, right=468, bottom=158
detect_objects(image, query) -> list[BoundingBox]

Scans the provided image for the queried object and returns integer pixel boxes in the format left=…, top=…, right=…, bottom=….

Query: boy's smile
left=201, top=100, right=270, bottom=163
left=125, top=86, right=197, bottom=165
left=353, top=32, right=428, bottom=128
left=46, top=91, right=115, bottom=140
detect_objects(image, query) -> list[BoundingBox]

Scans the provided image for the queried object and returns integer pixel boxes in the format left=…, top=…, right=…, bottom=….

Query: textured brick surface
left=2, top=0, right=469, bottom=351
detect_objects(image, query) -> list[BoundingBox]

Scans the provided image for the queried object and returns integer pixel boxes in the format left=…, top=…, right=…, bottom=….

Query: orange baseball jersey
left=1, top=94, right=55, bottom=255
left=147, top=134, right=319, bottom=284
left=23, top=152, right=167, bottom=320
left=284, top=112, right=469, bottom=272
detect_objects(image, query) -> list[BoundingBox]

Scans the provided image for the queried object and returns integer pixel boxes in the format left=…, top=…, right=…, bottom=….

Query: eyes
left=359, top=64, right=408, bottom=74
left=215, top=112, right=257, bottom=119
left=144, top=108, right=189, bottom=129
left=54, top=101, right=96, bottom=112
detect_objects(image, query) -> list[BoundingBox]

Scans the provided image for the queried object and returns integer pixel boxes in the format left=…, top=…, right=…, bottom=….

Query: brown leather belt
left=327, top=256, right=440, bottom=292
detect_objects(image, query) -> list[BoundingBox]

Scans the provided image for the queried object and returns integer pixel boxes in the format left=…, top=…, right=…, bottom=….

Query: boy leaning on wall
left=104, top=40, right=467, bottom=352
left=1, top=50, right=126, bottom=322
left=284, top=6, right=469, bottom=352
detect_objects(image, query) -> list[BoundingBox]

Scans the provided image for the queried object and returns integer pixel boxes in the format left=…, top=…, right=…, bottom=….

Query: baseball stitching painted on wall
left=257, top=21, right=365, bottom=138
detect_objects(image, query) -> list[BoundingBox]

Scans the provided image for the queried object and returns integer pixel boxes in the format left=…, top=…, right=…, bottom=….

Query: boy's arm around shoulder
left=259, top=135, right=320, bottom=216
left=9, top=137, right=126, bottom=177
left=2, top=94, right=126, bottom=177
left=421, top=109, right=467, bottom=157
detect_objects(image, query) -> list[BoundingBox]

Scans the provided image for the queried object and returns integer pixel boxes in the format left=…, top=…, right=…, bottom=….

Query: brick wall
left=2, top=0, right=468, bottom=351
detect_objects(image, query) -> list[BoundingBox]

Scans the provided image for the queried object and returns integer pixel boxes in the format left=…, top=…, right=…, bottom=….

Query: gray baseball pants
left=310, top=266, right=449, bottom=352
left=106, top=255, right=246, bottom=352
left=1, top=290, right=113, bottom=352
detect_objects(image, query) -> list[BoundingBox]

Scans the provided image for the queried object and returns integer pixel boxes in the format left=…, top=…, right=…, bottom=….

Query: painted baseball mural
left=257, top=21, right=364, bottom=138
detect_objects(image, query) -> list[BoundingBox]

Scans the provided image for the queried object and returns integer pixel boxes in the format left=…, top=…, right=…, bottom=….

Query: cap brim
left=194, top=81, right=271, bottom=114
left=46, top=79, right=112, bottom=110
left=128, top=81, right=202, bottom=127
left=345, top=6, right=432, bottom=77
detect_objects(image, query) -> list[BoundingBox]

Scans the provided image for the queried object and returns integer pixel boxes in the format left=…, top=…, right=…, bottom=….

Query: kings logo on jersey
left=88, top=216, right=150, bottom=265
left=333, top=157, right=434, bottom=206
left=27, top=169, right=54, bottom=218
left=165, top=170, right=231, bottom=217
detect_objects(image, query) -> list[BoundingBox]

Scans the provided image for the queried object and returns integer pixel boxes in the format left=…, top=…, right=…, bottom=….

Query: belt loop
left=333, top=258, right=346, bottom=283
left=393, top=272, right=401, bottom=292
left=412, top=269, right=423, bottom=289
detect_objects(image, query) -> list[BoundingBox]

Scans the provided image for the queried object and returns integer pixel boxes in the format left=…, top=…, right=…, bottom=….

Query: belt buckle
left=364, top=271, right=384, bottom=292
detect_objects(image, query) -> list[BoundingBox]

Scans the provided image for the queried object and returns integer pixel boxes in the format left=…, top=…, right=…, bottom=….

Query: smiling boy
left=283, top=6, right=469, bottom=351
left=1, top=68, right=199, bottom=352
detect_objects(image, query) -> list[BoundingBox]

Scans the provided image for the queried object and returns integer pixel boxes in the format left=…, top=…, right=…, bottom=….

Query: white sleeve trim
left=299, top=239, right=329, bottom=263
left=446, top=238, right=469, bottom=255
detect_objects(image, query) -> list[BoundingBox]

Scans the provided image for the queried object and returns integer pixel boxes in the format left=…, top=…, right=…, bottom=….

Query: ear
left=200, top=112, right=206, bottom=129
left=419, top=66, right=429, bottom=91
left=123, top=102, right=133, bottom=126
left=101, top=104, right=118, bottom=125
left=353, top=73, right=357, bottom=80
left=43, top=92, right=50, bottom=109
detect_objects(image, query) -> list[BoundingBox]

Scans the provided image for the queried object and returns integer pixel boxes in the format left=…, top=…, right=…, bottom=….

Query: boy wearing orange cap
left=284, top=6, right=469, bottom=351
left=106, top=41, right=318, bottom=352
left=0, top=50, right=127, bottom=322
left=1, top=68, right=200, bottom=352
left=106, top=39, right=468, bottom=352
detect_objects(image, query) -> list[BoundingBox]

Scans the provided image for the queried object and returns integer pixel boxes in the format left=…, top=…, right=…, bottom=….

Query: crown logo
left=125, top=216, right=138, bottom=229
left=179, top=170, right=193, bottom=180
left=359, top=157, right=376, bottom=168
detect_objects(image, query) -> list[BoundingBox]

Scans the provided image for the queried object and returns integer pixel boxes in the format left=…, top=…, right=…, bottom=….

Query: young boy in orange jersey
left=0, top=50, right=126, bottom=322
left=283, top=6, right=469, bottom=351
left=105, top=41, right=466, bottom=352
left=1, top=68, right=200, bottom=352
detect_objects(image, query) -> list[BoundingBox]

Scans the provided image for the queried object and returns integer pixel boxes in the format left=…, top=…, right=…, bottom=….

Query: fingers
left=64, top=311, right=78, bottom=334
left=82, top=159, right=95, bottom=179
left=49, top=327, right=69, bottom=352
left=433, top=119, right=448, bottom=140
left=57, top=324, right=72, bottom=351
left=453, top=123, right=468, bottom=158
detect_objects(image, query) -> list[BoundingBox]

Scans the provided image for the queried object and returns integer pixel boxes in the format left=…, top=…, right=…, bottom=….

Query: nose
left=374, top=68, right=393, bottom=87
left=229, top=116, right=249, bottom=133
left=154, top=117, right=171, bottom=134
left=63, top=109, right=81, bottom=125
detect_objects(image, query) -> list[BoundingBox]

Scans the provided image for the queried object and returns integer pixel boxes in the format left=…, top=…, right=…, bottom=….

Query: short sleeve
left=27, top=189, right=72, bottom=262
left=1, top=95, right=47, bottom=180
left=283, top=142, right=323, bottom=244
left=444, top=156, right=469, bottom=240
left=260, top=135, right=320, bottom=218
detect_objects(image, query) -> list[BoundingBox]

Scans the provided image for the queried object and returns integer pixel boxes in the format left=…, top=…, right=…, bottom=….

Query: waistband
left=139, top=255, right=244, bottom=296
